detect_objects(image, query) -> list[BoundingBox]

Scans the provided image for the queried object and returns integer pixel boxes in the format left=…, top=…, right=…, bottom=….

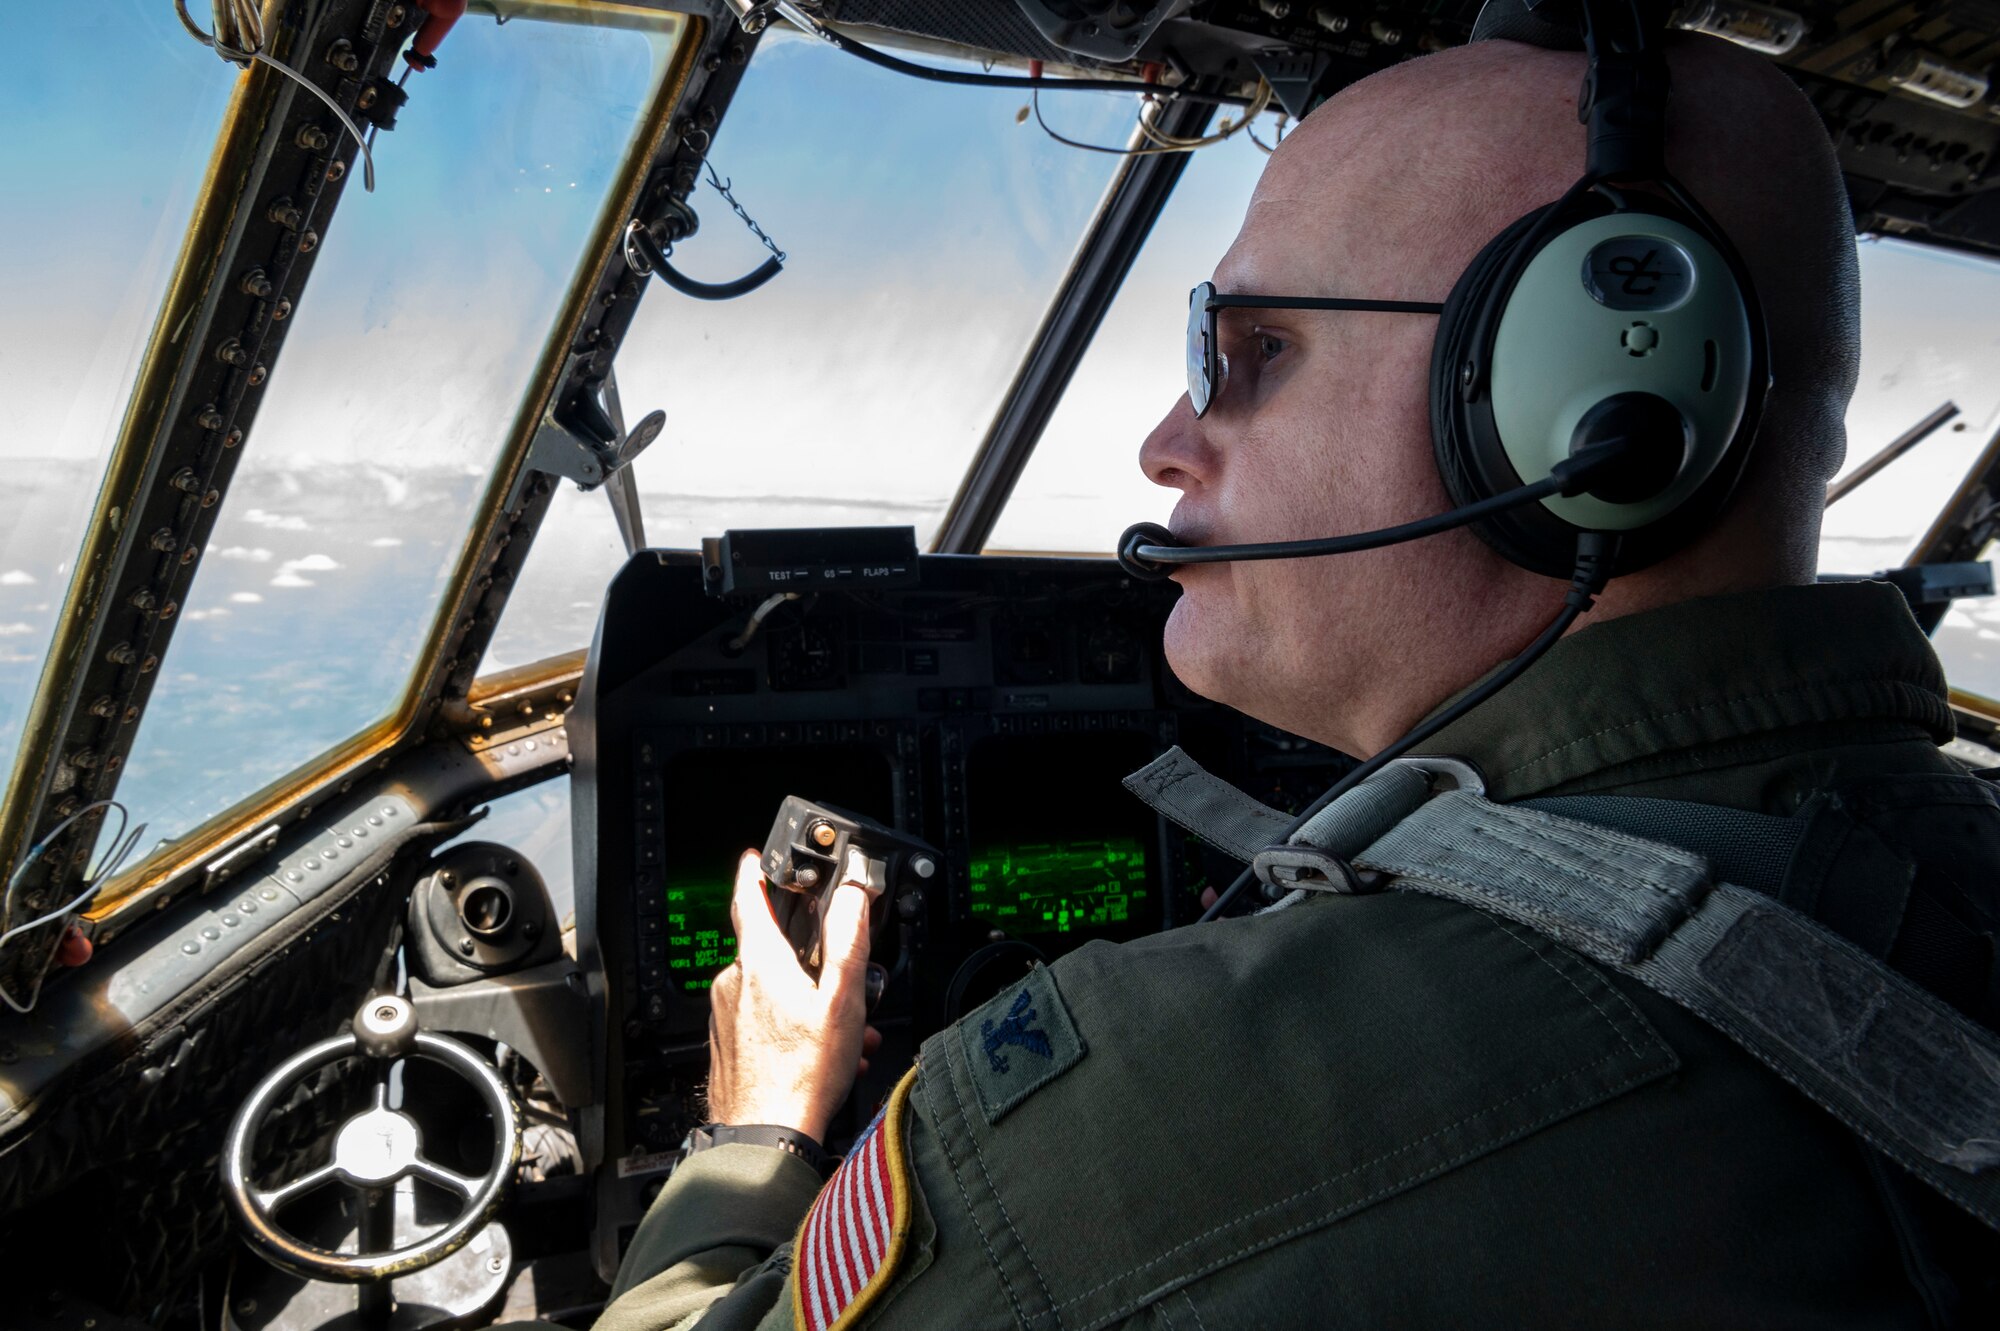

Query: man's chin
left=1161, top=593, right=1234, bottom=707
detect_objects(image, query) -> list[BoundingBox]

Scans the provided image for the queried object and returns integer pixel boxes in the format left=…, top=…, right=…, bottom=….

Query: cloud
left=0, top=570, right=33, bottom=585
left=184, top=607, right=231, bottom=622
left=212, top=545, right=274, bottom=562
left=267, top=553, right=341, bottom=589
left=370, top=536, right=404, bottom=548
left=0, top=621, right=33, bottom=635
left=229, top=592, right=263, bottom=604
left=242, top=508, right=311, bottom=531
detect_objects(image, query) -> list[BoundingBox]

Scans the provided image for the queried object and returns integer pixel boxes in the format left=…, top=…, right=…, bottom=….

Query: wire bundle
left=0, top=801, right=148, bottom=1014
left=174, top=0, right=378, bottom=191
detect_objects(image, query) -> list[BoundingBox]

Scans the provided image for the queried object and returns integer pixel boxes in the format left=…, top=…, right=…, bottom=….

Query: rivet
left=106, top=643, right=137, bottom=666
left=326, top=160, right=347, bottom=184
left=122, top=706, right=139, bottom=724
left=247, top=364, right=267, bottom=387
left=216, top=338, right=250, bottom=368
left=194, top=405, right=225, bottom=431
left=129, top=588, right=160, bottom=612
left=149, top=528, right=178, bottom=553
left=239, top=900, right=256, bottom=912
left=224, top=429, right=244, bottom=449
left=159, top=600, right=179, bottom=620
left=386, top=4, right=408, bottom=26
left=70, top=746, right=101, bottom=769
left=89, top=696, right=118, bottom=719
left=272, top=299, right=292, bottom=322
left=182, top=941, right=201, bottom=955
left=381, top=805, right=395, bottom=817
left=106, top=755, right=123, bottom=772
left=298, top=231, right=319, bottom=255
left=296, top=124, right=330, bottom=151
left=180, top=547, right=197, bottom=566
left=368, top=814, right=383, bottom=826
left=139, top=656, right=158, bottom=674
left=222, top=914, right=240, bottom=928
left=200, top=927, right=220, bottom=941
left=202, top=489, right=220, bottom=508
left=337, top=836, right=352, bottom=848
left=357, top=86, right=378, bottom=111
left=241, top=267, right=275, bottom=298
left=351, top=826, right=367, bottom=837
left=304, top=858, right=321, bottom=870
left=268, top=198, right=303, bottom=230
left=323, top=847, right=338, bottom=860
left=263, top=887, right=282, bottom=899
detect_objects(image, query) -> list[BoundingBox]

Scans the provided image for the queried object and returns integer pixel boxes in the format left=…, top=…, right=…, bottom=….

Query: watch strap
left=684, top=1122, right=833, bottom=1175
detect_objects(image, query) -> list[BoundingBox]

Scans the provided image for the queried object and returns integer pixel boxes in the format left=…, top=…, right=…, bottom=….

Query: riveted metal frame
left=0, top=0, right=421, bottom=991
left=45, top=6, right=753, bottom=955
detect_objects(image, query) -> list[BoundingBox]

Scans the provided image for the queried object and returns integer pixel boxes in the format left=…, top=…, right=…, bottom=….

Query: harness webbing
left=1124, top=747, right=2000, bottom=1232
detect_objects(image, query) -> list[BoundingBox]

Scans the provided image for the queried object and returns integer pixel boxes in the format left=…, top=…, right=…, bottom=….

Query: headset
left=1120, top=0, right=1774, bottom=920
left=1119, top=0, right=1771, bottom=585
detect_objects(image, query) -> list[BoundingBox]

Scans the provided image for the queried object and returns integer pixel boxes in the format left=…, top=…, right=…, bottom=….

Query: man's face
left=1137, top=113, right=1558, bottom=755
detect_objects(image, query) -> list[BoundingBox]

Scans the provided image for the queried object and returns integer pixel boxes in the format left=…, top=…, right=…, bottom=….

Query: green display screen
left=664, top=880, right=738, bottom=993
left=967, top=838, right=1147, bottom=934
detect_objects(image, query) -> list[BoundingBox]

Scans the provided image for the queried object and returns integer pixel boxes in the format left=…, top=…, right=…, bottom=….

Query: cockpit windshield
left=0, top=2, right=236, bottom=796
left=92, top=5, right=685, bottom=872
left=481, top=24, right=1140, bottom=669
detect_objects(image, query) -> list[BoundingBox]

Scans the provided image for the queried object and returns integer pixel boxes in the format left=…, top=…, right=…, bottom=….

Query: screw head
left=458, top=937, right=475, bottom=956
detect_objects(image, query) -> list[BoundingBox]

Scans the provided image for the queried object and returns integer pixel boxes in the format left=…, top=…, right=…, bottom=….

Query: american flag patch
left=792, top=1068, right=919, bottom=1331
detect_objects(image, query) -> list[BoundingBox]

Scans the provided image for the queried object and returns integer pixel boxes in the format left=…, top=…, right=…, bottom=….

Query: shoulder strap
left=1124, top=748, right=2000, bottom=1232
left=1519, top=794, right=1803, bottom=896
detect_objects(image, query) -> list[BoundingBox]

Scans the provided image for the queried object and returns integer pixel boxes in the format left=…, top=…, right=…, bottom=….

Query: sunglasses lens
left=1186, top=284, right=1214, bottom=416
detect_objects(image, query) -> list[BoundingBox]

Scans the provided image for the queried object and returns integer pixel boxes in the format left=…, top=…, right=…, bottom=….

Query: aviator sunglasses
left=1186, top=280, right=1445, bottom=417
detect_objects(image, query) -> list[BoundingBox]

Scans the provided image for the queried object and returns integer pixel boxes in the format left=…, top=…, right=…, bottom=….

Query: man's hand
left=705, top=849, right=879, bottom=1142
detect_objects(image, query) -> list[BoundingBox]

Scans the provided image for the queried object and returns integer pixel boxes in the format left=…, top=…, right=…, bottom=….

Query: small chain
left=704, top=160, right=787, bottom=264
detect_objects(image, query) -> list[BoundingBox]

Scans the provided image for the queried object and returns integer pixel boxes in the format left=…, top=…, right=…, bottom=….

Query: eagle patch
left=792, top=1068, right=919, bottom=1331
left=960, top=963, right=1086, bottom=1124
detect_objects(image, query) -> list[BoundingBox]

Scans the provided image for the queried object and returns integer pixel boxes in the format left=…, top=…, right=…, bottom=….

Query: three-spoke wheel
left=221, top=995, right=521, bottom=1284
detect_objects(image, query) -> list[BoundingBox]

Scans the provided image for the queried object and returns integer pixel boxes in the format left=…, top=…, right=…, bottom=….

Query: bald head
left=1261, top=33, right=1860, bottom=582
left=1139, top=34, right=1860, bottom=754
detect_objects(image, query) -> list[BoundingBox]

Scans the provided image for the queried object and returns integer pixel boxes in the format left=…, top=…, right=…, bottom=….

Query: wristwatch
left=681, top=1122, right=834, bottom=1175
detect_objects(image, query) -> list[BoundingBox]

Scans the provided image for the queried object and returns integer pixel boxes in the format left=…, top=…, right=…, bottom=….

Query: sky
left=7, top=8, right=2000, bottom=875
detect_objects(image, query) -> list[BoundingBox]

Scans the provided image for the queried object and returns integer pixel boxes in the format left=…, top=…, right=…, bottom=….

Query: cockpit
left=5, top=2, right=2000, bottom=1326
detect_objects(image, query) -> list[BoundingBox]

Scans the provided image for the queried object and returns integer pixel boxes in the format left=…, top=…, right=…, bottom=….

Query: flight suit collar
left=1415, top=581, right=1955, bottom=802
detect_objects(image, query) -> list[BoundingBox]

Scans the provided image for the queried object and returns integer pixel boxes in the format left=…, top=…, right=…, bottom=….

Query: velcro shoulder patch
left=959, top=963, right=1086, bottom=1124
left=793, top=1067, right=920, bottom=1331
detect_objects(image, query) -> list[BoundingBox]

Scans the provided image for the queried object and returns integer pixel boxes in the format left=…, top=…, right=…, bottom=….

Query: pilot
left=568, top=24, right=1999, bottom=1331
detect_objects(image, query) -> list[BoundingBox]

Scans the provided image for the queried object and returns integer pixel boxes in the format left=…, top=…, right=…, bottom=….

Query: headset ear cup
left=1431, top=189, right=1767, bottom=580
left=1431, top=203, right=1597, bottom=578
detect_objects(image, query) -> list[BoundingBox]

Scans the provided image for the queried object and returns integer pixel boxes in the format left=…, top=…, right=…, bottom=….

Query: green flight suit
left=590, top=582, right=1999, bottom=1330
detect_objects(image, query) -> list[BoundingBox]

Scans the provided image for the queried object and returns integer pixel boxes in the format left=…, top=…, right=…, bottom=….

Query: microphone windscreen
left=1117, top=523, right=1179, bottom=582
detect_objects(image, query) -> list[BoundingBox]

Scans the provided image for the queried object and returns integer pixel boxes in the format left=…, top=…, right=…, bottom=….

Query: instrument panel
left=572, top=550, right=1351, bottom=1256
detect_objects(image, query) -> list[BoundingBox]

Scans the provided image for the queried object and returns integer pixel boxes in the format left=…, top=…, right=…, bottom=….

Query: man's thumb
left=819, top=876, right=873, bottom=992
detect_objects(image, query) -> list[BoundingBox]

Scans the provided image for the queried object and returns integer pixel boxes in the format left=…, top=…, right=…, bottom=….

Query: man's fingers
left=863, top=1025, right=883, bottom=1055
left=730, top=850, right=792, bottom=965
left=819, top=881, right=874, bottom=995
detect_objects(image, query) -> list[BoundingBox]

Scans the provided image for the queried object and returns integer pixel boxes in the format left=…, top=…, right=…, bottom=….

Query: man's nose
left=1139, top=394, right=1215, bottom=493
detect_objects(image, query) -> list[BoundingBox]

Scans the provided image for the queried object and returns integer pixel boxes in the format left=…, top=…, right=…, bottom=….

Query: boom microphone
left=1116, top=436, right=1636, bottom=581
